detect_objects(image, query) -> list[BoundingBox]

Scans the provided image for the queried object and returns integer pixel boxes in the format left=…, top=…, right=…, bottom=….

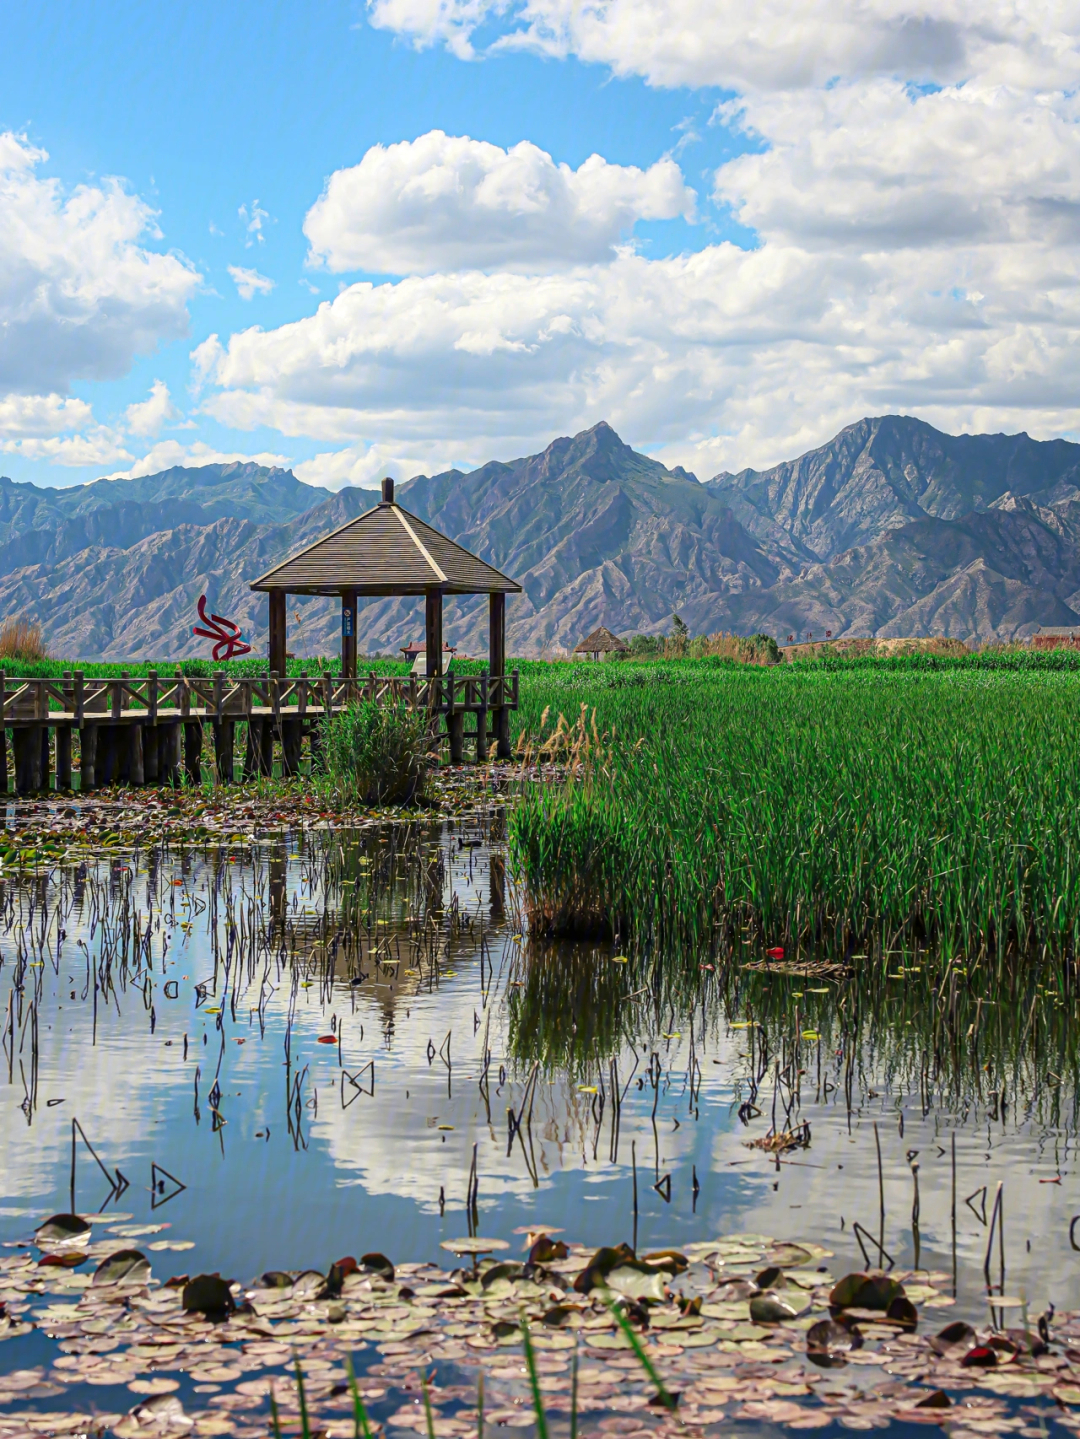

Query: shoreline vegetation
left=3, top=634, right=1080, bottom=682
left=3, top=645, right=1080, bottom=977
left=509, top=662, right=1080, bottom=972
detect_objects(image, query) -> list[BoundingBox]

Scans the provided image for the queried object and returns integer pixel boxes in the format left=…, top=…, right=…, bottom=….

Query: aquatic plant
left=509, top=666, right=1080, bottom=968
left=317, top=698, right=430, bottom=806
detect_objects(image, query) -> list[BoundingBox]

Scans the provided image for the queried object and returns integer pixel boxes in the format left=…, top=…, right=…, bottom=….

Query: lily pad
left=440, top=1238, right=510, bottom=1255
left=750, top=1291, right=807, bottom=1323
left=35, top=1214, right=90, bottom=1246
left=806, top=1317, right=863, bottom=1367
left=928, top=1320, right=976, bottom=1358
left=829, top=1270, right=905, bottom=1312
left=258, top=1270, right=293, bottom=1288
left=92, top=1250, right=150, bottom=1287
left=182, top=1273, right=236, bottom=1317
left=602, top=1265, right=668, bottom=1302
left=361, top=1252, right=396, bottom=1281
left=766, top=1243, right=814, bottom=1268
left=128, top=1378, right=181, bottom=1396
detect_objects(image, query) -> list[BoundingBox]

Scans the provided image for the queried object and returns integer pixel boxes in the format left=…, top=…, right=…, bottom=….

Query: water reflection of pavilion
left=263, top=824, right=507, bottom=1028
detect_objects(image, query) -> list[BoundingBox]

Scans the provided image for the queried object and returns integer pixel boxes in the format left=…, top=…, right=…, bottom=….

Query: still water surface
left=0, top=814, right=1076, bottom=1330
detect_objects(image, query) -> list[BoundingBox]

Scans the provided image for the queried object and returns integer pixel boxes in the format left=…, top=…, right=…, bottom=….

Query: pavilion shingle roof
left=250, top=500, right=521, bottom=597
left=574, top=626, right=629, bottom=654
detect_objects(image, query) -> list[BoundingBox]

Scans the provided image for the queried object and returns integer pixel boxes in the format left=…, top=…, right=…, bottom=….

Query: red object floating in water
left=317, top=1035, right=337, bottom=1044
left=766, top=947, right=784, bottom=958
left=961, top=1346, right=998, bottom=1368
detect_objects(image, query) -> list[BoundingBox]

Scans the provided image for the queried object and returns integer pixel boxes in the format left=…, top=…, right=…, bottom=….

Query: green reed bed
left=508, top=665, right=1080, bottom=972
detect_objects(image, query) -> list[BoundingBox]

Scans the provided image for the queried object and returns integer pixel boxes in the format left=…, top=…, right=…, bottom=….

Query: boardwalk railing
left=0, top=668, right=519, bottom=794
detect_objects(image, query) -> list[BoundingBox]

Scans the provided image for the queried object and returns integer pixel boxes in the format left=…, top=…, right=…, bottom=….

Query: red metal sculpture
left=191, top=594, right=252, bottom=661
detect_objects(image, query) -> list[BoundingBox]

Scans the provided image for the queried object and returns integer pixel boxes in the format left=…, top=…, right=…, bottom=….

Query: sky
left=2, top=1, right=1079, bottom=491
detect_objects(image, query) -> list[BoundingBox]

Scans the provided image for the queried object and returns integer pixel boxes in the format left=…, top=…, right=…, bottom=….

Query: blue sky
left=1, top=0, right=1077, bottom=488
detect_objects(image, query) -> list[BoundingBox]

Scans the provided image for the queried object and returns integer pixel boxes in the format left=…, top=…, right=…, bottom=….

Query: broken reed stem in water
left=874, top=1121, right=885, bottom=1258
left=632, top=1138, right=638, bottom=1253
left=422, top=1377, right=437, bottom=1439
left=984, top=1181, right=1005, bottom=1293
left=951, top=1133, right=958, bottom=1297
left=570, top=1343, right=579, bottom=1439
left=519, top=1318, right=550, bottom=1439
left=605, top=1298, right=679, bottom=1415
left=345, top=1356, right=375, bottom=1439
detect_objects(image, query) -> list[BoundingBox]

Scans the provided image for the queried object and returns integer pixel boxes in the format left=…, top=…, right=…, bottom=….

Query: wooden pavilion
left=250, top=477, right=520, bottom=680
left=574, top=626, right=629, bottom=660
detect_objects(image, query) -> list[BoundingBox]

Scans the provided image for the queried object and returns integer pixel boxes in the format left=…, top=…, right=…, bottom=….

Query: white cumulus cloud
left=303, top=130, right=695, bottom=274
left=0, top=392, right=94, bottom=438
left=0, top=132, right=200, bottom=397
left=1, top=430, right=133, bottom=468
left=190, top=7, right=1080, bottom=479
left=366, top=0, right=1080, bottom=92
left=107, top=439, right=293, bottom=481
left=295, top=438, right=482, bottom=489
left=228, top=265, right=276, bottom=300
left=123, top=379, right=180, bottom=437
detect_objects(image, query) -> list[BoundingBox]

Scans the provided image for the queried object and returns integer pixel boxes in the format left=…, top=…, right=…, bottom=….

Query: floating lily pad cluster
left=0, top=1220, right=1078, bottom=1438
left=0, top=764, right=517, bottom=874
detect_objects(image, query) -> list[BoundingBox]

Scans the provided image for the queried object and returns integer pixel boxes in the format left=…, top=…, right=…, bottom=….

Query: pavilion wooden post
left=341, top=591, right=358, bottom=679
left=269, top=591, right=287, bottom=677
left=489, top=592, right=510, bottom=759
left=425, top=589, right=443, bottom=677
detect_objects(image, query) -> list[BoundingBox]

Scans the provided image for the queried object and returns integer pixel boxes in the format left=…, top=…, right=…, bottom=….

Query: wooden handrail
left=0, top=671, right=520, bottom=721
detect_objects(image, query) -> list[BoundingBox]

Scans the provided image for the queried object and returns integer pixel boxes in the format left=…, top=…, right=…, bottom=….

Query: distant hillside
left=3, top=419, right=1080, bottom=659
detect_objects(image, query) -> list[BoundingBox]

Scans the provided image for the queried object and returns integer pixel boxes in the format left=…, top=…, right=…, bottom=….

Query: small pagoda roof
left=250, top=494, right=521, bottom=598
left=574, top=626, right=629, bottom=654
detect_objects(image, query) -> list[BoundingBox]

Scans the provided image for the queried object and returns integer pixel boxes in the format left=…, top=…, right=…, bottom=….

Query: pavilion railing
left=0, top=668, right=519, bottom=793
left=0, top=669, right=519, bottom=724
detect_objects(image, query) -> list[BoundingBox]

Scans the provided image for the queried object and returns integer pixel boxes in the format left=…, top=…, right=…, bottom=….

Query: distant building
left=1032, top=626, right=1080, bottom=650
left=405, top=641, right=459, bottom=675
left=573, top=626, right=630, bottom=661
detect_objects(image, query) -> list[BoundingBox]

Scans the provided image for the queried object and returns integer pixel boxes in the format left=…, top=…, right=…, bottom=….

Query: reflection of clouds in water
left=0, top=831, right=1077, bottom=1315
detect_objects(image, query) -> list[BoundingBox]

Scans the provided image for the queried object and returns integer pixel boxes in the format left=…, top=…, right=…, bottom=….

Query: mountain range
left=4, top=414, right=1080, bottom=660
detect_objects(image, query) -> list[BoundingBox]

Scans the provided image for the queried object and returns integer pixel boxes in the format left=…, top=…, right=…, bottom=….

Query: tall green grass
left=317, top=700, right=430, bottom=805
left=508, top=667, right=1080, bottom=968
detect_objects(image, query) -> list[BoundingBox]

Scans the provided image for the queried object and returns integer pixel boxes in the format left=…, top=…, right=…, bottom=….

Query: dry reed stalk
left=0, top=615, right=48, bottom=661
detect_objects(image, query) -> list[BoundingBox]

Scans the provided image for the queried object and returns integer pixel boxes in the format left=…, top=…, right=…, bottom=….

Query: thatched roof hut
left=574, top=626, right=629, bottom=660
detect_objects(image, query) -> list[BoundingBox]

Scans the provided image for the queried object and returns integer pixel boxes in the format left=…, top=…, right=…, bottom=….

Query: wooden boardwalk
left=0, top=669, right=519, bottom=793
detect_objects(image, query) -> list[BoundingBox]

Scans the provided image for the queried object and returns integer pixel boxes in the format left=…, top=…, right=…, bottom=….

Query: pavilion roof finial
left=381, top=476, right=394, bottom=504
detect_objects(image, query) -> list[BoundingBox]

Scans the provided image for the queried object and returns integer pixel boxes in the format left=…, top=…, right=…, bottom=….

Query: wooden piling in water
left=281, top=718, right=302, bottom=777
left=214, top=720, right=234, bottom=784
left=56, top=725, right=71, bottom=790
left=80, top=724, right=97, bottom=793
left=184, top=722, right=203, bottom=784
left=128, top=724, right=145, bottom=786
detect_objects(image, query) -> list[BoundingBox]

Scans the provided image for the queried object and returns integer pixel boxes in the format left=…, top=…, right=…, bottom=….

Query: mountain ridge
left=4, top=417, right=1080, bottom=658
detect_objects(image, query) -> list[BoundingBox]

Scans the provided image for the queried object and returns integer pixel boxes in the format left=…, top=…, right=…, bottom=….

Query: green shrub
left=317, top=700, right=430, bottom=805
